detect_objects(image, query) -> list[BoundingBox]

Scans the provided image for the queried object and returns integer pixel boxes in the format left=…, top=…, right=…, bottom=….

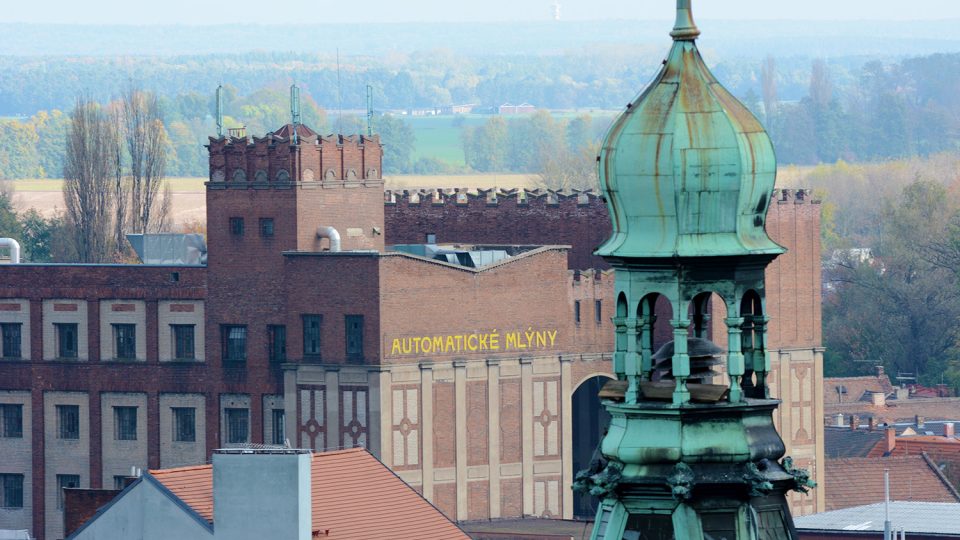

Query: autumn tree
left=63, top=96, right=116, bottom=263
left=122, top=87, right=168, bottom=233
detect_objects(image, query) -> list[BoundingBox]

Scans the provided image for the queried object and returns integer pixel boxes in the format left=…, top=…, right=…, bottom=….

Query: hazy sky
left=2, top=0, right=959, bottom=25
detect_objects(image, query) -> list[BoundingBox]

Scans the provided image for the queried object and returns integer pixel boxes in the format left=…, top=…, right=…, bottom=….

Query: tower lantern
left=579, top=1, right=814, bottom=538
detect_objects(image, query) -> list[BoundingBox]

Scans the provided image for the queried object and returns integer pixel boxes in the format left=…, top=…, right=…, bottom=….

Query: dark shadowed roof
left=825, top=426, right=884, bottom=458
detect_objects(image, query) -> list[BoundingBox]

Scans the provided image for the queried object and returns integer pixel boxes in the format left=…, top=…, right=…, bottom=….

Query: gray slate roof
left=795, top=502, right=960, bottom=536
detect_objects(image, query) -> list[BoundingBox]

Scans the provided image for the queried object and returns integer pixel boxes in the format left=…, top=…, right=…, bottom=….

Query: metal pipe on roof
left=0, top=238, right=21, bottom=264
left=317, top=226, right=341, bottom=252
left=885, top=469, right=892, bottom=540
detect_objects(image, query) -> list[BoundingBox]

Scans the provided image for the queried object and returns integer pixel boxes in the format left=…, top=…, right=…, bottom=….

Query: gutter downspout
left=0, top=238, right=21, bottom=263
left=317, top=226, right=341, bottom=252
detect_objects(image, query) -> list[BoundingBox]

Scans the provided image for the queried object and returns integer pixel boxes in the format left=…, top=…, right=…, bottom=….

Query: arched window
left=366, top=168, right=379, bottom=179
left=211, top=169, right=225, bottom=182
left=302, top=168, right=315, bottom=181
left=346, top=169, right=358, bottom=180
left=275, top=170, right=291, bottom=183
left=231, top=169, right=247, bottom=182
left=324, top=169, right=337, bottom=181
left=254, top=170, right=268, bottom=183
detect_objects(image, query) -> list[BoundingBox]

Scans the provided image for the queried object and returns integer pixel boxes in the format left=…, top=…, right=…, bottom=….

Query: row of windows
left=221, top=315, right=364, bottom=363
left=0, top=404, right=285, bottom=447
left=0, top=473, right=83, bottom=510
left=573, top=299, right=604, bottom=325
left=229, top=217, right=274, bottom=238
left=1, top=322, right=197, bottom=361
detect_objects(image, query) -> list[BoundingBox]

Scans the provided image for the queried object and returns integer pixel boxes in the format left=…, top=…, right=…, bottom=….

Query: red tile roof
left=149, top=464, right=214, bottom=522
left=824, top=455, right=960, bottom=512
left=149, top=448, right=468, bottom=539
left=824, top=375, right=894, bottom=405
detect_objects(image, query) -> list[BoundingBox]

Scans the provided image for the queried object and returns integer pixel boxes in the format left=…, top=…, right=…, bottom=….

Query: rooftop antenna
left=366, top=84, right=373, bottom=137
left=290, top=83, right=301, bottom=145
left=336, top=48, right=343, bottom=135
left=216, top=84, right=224, bottom=138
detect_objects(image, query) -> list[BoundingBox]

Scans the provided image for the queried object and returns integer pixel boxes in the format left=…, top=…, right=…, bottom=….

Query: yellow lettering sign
left=388, top=328, right=559, bottom=357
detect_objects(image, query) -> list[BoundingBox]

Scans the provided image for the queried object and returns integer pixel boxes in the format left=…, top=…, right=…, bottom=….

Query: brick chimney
left=876, top=365, right=885, bottom=378
left=946, top=422, right=955, bottom=439
left=850, top=415, right=860, bottom=431
left=868, top=417, right=876, bottom=431
left=871, top=392, right=886, bottom=408
left=916, top=415, right=925, bottom=429
left=886, top=427, right=897, bottom=453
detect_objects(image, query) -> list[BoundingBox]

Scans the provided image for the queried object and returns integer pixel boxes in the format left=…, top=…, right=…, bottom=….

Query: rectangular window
left=229, top=217, right=244, bottom=236
left=57, top=474, right=80, bottom=510
left=0, top=474, right=24, bottom=509
left=345, top=315, right=363, bottom=361
left=225, top=408, right=249, bottom=444
left=222, top=325, right=247, bottom=363
left=302, top=315, right=322, bottom=358
left=271, top=409, right=285, bottom=445
left=595, top=299, right=603, bottom=324
left=55, top=323, right=79, bottom=359
left=172, top=324, right=195, bottom=360
left=268, top=325, right=286, bottom=363
left=114, top=406, right=137, bottom=441
left=57, top=405, right=80, bottom=440
left=259, top=218, right=274, bottom=237
left=1, top=323, right=21, bottom=358
left=172, top=407, right=196, bottom=442
left=0, top=404, right=23, bottom=438
left=574, top=300, right=581, bottom=324
left=112, top=323, right=136, bottom=360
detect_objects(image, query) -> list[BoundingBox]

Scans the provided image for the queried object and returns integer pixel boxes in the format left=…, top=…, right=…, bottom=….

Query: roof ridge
left=149, top=464, right=212, bottom=474
left=310, top=447, right=366, bottom=459
left=920, top=451, right=960, bottom=502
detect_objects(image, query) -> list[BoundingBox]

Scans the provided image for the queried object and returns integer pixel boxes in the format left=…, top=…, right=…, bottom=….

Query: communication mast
left=366, top=84, right=374, bottom=136
left=290, top=83, right=301, bottom=144
left=216, top=84, right=224, bottom=138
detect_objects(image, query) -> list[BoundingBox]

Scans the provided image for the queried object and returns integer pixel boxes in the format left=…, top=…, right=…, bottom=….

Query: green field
left=406, top=115, right=489, bottom=166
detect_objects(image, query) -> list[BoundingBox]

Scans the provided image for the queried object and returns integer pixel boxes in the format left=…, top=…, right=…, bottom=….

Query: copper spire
left=670, top=0, right=701, bottom=40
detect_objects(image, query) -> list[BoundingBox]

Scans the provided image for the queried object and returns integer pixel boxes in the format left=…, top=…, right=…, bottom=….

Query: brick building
left=0, top=124, right=823, bottom=540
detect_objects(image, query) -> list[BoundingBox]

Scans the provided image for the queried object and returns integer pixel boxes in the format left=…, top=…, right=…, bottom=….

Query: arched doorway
left=572, top=375, right=613, bottom=519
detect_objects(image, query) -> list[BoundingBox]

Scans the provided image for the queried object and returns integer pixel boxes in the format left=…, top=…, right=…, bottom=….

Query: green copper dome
left=596, top=0, right=784, bottom=259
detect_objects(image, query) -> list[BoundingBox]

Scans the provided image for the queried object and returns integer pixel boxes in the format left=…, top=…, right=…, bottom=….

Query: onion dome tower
left=576, top=2, right=814, bottom=539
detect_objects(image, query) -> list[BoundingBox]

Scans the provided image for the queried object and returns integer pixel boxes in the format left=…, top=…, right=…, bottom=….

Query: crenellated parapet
left=384, top=188, right=603, bottom=208
left=207, top=124, right=383, bottom=187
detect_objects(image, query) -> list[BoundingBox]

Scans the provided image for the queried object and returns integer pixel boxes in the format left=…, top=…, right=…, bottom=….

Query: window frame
left=0, top=322, right=22, bottom=359
left=271, top=408, right=285, bottom=446
left=574, top=300, right=581, bottom=325
left=221, top=325, right=247, bottom=363
left=268, top=325, right=287, bottom=363
left=0, top=404, right=23, bottom=438
left=113, top=406, right=138, bottom=441
left=112, top=323, right=137, bottom=360
left=229, top=217, right=244, bottom=236
left=0, top=473, right=24, bottom=509
left=171, top=324, right=196, bottom=361
left=302, top=315, right=322, bottom=359
left=56, top=404, right=80, bottom=440
left=55, top=322, right=79, bottom=359
left=259, top=217, right=274, bottom=238
left=172, top=407, right=196, bottom=443
left=56, top=474, right=80, bottom=510
left=595, top=299, right=603, bottom=324
left=345, top=315, right=364, bottom=361
left=225, top=407, right=250, bottom=444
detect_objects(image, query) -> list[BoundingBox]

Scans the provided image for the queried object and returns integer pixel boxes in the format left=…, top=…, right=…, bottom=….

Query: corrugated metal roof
left=148, top=448, right=469, bottom=539
left=795, top=502, right=960, bottom=535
